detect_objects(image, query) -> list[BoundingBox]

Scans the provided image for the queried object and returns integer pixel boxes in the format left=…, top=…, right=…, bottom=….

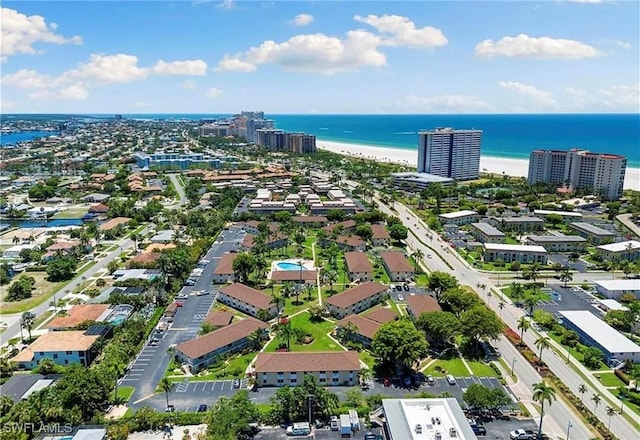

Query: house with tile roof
left=344, top=252, right=373, bottom=282
left=218, top=283, right=278, bottom=320
left=325, top=281, right=388, bottom=319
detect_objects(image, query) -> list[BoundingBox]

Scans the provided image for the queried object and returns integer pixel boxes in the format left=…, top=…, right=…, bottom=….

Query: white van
left=287, top=422, right=311, bottom=436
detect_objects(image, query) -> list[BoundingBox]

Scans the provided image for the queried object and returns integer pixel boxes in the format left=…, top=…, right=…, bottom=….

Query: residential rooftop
left=254, top=351, right=360, bottom=373
left=559, top=310, right=640, bottom=354
left=219, top=283, right=273, bottom=309
left=325, top=281, right=388, bottom=309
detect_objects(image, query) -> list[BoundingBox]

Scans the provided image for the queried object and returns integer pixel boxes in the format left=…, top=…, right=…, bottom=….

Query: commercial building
left=524, top=235, right=587, bottom=253
left=134, top=151, right=237, bottom=170
left=596, top=240, right=640, bottom=261
left=380, top=398, right=478, bottom=440
left=380, top=251, right=414, bottom=282
left=492, top=216, right=544, bottom=233
left=469, top=223, right=505, bottom=244
left=417, top=128, right=482, bottom=181
left=527, top=149, right=627, bottom=200
left=253, top=351, right=361, bottom=387
left=174, top=318, right=268, bottom=372
left=389, top=172, right=453, bottom=191
left=594, top=280, right=640, bottom=300
left=218, top=283, right=278, bottom=320
left=344, top=252, right=373, bottom=282
left=483, top=243, right=548, bottom=264
left=558, top=310, right=640, bottom=364
left=326, top=281, right=388, bottom=319
left=438, top=210, right=479, bottom=226
left=11, top=331, right=101, bottom=369
left=569, top=222, right=615, bottom=245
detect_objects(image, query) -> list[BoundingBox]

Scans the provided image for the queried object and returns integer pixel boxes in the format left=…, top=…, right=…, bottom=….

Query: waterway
left=0, top=218, right=84, bottom=229
left=0, top=131, right=61, bottom=147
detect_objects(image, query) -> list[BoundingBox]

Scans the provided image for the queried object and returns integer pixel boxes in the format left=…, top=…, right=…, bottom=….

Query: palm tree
left=510, top=282, right=525, bottom=304
left=606, top=405, right=616, bottom=430
left=270, top=292, right=285, bottom=315
left=534, top=336, right=551, bottom=364
left=591, top=393, right=602, bottom=413
left=578, top=384, right=587, bottom=403
left=21, top=312, right=36, bottom=341
left=532, top=381, right=556, bottom=440
left=524, top=296, right=539, bottom=317
left=517, top=316, right=530, bottom=343
left=158, top=377, right=174, bottom=409
left=274, top=319, right=293, bottom=351
left=559, top=267, right=573, bottom=288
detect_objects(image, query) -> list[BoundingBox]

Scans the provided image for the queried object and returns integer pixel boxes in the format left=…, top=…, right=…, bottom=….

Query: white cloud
left=599, top=83, right=640, bottom=108
left=403, top=94, right=493, bottom=112
left=152, top=59, right=208, bottom=75
left=292, top=13, right=314, bottom=27
left=1, top=53, right=209, bottom=101
left=499, top=80, right=559, bottom=108
left=354, top=14, right=447, bottom=48
left=0, top=100, right=16, bottom=111
left=216, top=0, right=235, bottom=10
left=565, top=87, right=588, bottom=97
left=475, top=34, right=601, bottom=59
left=206, top=87, right=223, bottom=98
left=216, top=30, right=386, bottom=74
left=1, top=7, right=82, bottom=61
left=180, top=80, right=197, bottom=90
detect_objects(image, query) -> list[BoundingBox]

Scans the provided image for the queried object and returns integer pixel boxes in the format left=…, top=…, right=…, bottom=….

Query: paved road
left=126, top=225, right=246, bottom=407
left=167, top=174, right=187, bottom=207
left=374, top=195, right=640, bottom=440
left=0, top=229, right=147, bottom=346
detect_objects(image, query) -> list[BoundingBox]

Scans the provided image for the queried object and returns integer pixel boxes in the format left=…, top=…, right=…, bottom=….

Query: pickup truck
left=510, top=429, right=535, bottom=440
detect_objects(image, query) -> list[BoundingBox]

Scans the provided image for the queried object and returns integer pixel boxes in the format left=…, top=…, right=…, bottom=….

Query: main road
left=371, top=193, right=640, bottom=439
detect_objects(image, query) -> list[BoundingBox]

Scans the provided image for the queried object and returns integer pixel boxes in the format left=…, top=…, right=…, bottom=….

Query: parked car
left=446, top=375, right=456, bottom=385
left=397, top=294, right=404, bottom=301
left=165, top=405, right=175, bottom=413
left=426, top=375, right=435, bottom=385
left=173, top=302, right=183, bottom=308
left=233, top=378, right=241, bottom=388
left=403, top=284, right=410, bottom=291
left=197, top=404, right=208, bottom=413
left=184, top=279, right=196, bottom=286
left=196, top=290, right=210, bottom=296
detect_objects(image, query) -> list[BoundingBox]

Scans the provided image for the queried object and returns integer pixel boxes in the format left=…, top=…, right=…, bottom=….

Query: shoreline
left=317, top=139, right=640, bottom=190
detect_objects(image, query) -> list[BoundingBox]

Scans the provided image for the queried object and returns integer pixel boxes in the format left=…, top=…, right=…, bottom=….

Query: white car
left=446, top=375, right=456, bottom=385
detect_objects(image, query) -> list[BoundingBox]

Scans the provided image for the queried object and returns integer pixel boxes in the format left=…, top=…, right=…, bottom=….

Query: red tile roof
left=380, top=251, right=414, bottom=273
left=219, top=283, right=273, bottom=309
left=323, top=220, right=357, bottom=233
left=100, top=217, right=131, bottom=231
left=176, top=317, right=267, bottom=360
left=406, top=295, right=442, bottom=317
left=364, top=307, right=398, bottom=324
left=214, top=253, right=237, bottom=275
left=254, top=351, right=361, bottom=373
left=271, top=270, right=318, bottom=282
left=337, top=315, right=382, bottom=340
left=47, top=304, right=110, bottom=329
left=335, top=235, right=365, bottom=248
left=204, top=310, right=234, bottom=327
left=371, top=224, right=391, bottom=240
left=325, top=281, right=388, bottom=309
left=344, top=252, right=373, bottom=273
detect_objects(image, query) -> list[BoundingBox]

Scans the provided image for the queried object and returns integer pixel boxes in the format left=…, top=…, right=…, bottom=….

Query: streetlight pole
left=307, top=395, right=314, bottom=426
left=566, top=421, right=572, bottom=440
left=510, top=357, right=517, bottom=377
left=619, top=396, right=625, bottom=415
left=566, top=346, right=572, bottom=364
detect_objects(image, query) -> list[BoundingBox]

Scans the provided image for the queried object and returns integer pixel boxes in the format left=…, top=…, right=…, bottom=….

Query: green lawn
left=359, top=351, right=375, bottom=369
left=467, top=361, right=498, bottom=377
left=548, top=332, right=608, bottom=370
left=595, top=372, right=625, bottom=388
left=264, top=312, right=343, bottom=353
left=188, top=352, right=256, bottom=381
left=501, top=284, right=551, bottom=302
left=51, top=208, right=89, bottom=219
left=112, top=386, right=135, bottom=402
left=423, top=358, right=471, bottom=377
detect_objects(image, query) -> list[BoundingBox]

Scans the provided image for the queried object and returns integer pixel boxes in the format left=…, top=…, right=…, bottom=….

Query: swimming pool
left=277, top=262, right=305, bottom=271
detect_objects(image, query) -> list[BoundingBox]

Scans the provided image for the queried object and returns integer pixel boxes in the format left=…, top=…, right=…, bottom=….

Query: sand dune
left=317, top=140, right=639, bottom=190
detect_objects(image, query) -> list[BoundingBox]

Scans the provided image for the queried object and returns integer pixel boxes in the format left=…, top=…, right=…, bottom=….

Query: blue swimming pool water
left=277, top=262, right=305, bottom=271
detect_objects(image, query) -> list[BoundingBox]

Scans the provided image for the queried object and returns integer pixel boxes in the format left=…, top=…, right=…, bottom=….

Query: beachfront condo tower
left=417, top=128, right=482, bottom=181
left=527, top=149, right=627, bottom=200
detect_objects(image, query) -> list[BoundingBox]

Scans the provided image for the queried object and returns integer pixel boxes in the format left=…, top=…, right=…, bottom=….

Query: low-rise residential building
left=569, top=222, right=616, bottom=245
left=558, top=310, right=640, bottom=364
left=174, top=318, right=268, bottom=372
left=322, top=220, right=357, bottom=234
left=336, top=315, right=385, bottom=348
left=597, top=240, right=640, bottom=261
left=469, top=223, right=505, bottom=244
left=344, top=252, right=373, bottom=282
left=47, top=304, right=111, bottom=330
left=438, top=210, right=478, bottom=226
left=364, top=307, right=398, bottom=324
left=270, top=270, right=318, bottom=284
left=112, top=269, right=162, bottom=282
left=218, top=283, right=278, bottom=320
left=328, top=235, right=367, bottom=252
left=292, top=215, right=328, bottom=227
left=203, top=310, right=234, bottom=329
left=380, top=251, right=414, bottom=282
left=370, top=224, right=391, bottom=247
left=534, top=209, right=583, bottom=223
left=496, top=216, right=545, bottom=233
left=253, top=351, right=361, bottom=387
left=405, top=295, right=442, bottom=320
left=483, top=243, right=548, bottom=264
left=99, top=217, right=131, bottom=231
left=594, top=280, right=640, bottom=300
left=241, top=233, right=289, bottom=252
left=525, top=235, right=587, bottom=252
left=212, top=253, right=237, bottom=284
left=325, top=281, right=388, bottom=318
left=11, top=331, right=100, bottom=369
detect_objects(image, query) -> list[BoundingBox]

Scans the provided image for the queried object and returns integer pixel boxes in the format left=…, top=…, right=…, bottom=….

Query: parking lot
left=532, top=283, right=604, bottom=318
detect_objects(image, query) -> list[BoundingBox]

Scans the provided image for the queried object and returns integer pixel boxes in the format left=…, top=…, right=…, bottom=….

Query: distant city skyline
left=1, top=1, right=638, bottom=114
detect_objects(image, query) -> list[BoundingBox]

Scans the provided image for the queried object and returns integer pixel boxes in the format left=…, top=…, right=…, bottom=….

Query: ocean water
left=3, top=114, right=639, bottom=167
left=0, top=131, right=61, bottom=146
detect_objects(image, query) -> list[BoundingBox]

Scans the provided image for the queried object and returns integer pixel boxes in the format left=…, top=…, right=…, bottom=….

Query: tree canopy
left=372, top=319, right=428, bottom=371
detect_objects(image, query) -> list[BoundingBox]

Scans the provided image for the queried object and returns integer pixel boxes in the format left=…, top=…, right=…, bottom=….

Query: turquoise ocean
left=2, top=114, right=639, bottom=168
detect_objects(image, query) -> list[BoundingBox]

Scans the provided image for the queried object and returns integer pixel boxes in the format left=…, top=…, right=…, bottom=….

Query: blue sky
left=1, top=0, right=638, bottom=114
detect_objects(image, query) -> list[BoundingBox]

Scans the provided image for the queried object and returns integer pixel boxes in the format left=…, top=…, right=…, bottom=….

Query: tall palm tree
left=158, top=377, right=174, bottom=409
left=534, top=336, right=551, bottom=364
left=21, top=312, right=36, bottom=341
left=578, top=384, right=587, bottom=403
left=517, top=316, right=530, bottom=343
left=532, top=381, right=556, bottom=440
left=524, top=296, right=539, bottom=317
left=270, top=292, right=285, bottom=315
left=510, top=282, right=525, bottom=304
left=591, top=393, right=602, bottom=413
left=605, top=406, right=616, bottom=430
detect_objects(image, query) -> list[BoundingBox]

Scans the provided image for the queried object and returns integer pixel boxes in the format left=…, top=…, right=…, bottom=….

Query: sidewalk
left=493, top=359, right=542, bottom=422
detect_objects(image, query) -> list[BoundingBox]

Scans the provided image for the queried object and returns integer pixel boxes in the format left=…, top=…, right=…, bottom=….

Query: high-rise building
left=417, top=128, right=482, bottom=181
left=289, top=133, right=317, bottom=154
left=527, top=148, right=627, bottom=200
left=246, top=118, right=275, bottom=143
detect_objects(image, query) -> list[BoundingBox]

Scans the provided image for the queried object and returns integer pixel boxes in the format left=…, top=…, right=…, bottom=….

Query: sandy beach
left=317, top=140, right=640, bottom=190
